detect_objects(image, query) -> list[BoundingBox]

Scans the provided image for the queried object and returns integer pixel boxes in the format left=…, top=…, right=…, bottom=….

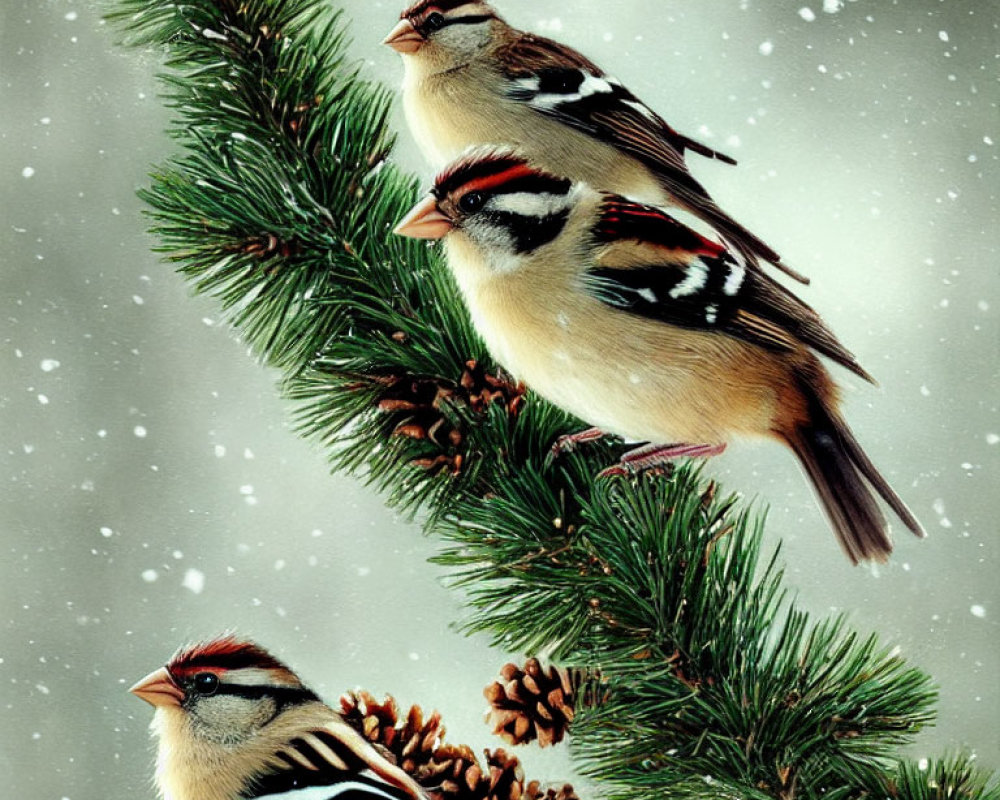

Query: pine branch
left=106, top=1, right=995, bottom=798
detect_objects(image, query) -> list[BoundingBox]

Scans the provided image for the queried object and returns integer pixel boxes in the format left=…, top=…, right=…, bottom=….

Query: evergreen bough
left=105, top=1, right=996, bottom=798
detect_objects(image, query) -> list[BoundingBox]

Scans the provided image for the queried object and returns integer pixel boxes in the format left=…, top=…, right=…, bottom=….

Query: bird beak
left=383, top=19, right=424, bottom=54
left=130, top=667, right=184, bottom=708
left=394, top=197, right=453, bottom=240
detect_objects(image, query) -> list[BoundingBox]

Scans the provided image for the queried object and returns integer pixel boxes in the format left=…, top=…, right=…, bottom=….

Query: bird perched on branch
left=393, top=149, right=925, bottom=563
left=384, top=0, right=806, bottom=283
left=129, top=635, right=428, bottom=800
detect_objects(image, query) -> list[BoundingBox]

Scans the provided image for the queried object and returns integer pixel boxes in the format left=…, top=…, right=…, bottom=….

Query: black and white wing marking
left=585, top=199, right=874, bottom=382
left=497, top=34, right=808, bottom=280
left=247, top=729, right=418, bottom=800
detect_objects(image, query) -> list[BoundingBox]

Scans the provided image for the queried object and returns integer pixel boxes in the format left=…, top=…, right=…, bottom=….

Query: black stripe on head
left=402, top=0, right=494, bottom=17
left=213, top=684, right=319, bottom=706
left=434, top=151, right=572, bottom=203
left=488, top=208, right=570, bottom=254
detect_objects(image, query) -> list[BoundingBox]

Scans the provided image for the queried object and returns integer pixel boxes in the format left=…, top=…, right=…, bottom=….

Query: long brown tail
left=783, top=383, right=925, bottom=564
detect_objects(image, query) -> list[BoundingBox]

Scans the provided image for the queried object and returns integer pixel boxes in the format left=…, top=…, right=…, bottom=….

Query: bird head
left=394, top=148, right=580, bottom=275
left=384, top=1, right=501, bottom=70
left=130, top=634, right=319, bottom=747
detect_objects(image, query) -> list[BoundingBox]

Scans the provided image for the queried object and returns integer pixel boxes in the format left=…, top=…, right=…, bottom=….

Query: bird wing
left=497, top=33, right=815, bottom=281
left=584, top=197, right=874, bottom=383
left=248, top=722, right=424, bottom=800
left=499, top=34, right=736, bottom=168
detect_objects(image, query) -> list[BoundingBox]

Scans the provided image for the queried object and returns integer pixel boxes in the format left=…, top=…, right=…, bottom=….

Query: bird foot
left=549, top=427, right=607, bottom=460
left=598, top=441, right=727, bottom=478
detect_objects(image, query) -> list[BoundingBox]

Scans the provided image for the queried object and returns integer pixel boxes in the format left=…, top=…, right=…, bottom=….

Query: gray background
left=1, top=1, right=997, bottom=798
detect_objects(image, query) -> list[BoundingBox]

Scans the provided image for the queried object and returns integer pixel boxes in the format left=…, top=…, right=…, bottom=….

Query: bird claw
left=548, top=427, right=607, bottom=461
left=598, top=441, right=726, bottom=479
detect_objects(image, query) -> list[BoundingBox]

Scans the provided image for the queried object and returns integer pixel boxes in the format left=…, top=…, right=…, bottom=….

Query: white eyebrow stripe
left=489, top=191, right=571, bottom=217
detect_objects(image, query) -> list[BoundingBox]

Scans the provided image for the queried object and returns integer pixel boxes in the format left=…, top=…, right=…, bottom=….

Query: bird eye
left=459, top=191, right=486, bottom=213
left=425, top=12, right=446, bottom=31
left=193, top=672, right=220, bottom=696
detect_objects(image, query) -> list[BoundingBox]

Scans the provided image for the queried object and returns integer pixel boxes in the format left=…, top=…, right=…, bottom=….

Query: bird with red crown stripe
left=384, top=0, right=808, bottom=283
left=394, top=148, right=925, bottom=564
left=130, top=635, right=429, bottom=800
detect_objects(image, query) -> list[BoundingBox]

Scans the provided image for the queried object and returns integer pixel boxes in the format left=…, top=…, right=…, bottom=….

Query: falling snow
left=182, top=569, right=206, bottom=594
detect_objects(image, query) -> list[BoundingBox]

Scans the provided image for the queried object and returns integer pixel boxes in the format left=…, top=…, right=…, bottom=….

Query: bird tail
left=782, top=380, right=925, bottom=564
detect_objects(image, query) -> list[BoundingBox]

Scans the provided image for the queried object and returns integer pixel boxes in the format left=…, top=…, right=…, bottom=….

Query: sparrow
left=129, top=634, right=428, bottom=800
left=393, top=148, right=925, bottom=563
left=384, top=0, right=808, bottom=283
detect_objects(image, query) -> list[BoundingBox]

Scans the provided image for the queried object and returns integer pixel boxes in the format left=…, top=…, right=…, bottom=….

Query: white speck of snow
left=142, top=569, right=159, bottom=583
left=726, top=134, right=742, bottom=147
left=132, top=295, right=145, bottom=305
left=919, top=385, right=931, bottom=397
left=970, top=605, right=986, bottom=618
left=22, top=167, right=35, bottom=178
left=932, top=498, right=946, bottom=516
left=961, top=462, right=974, bottom=471
left=239, top=484, right=254, bottom=496
left=214, top=444, right=226, bottom=458
left=202, top=317, right=215, bottom=327
left=35, top=684, right=50, bottom=695
left=822, top=0, right=843, bottom=12
left=938, top=31, right=949, bottom=42
left=603, top=32, right=614, bottom=42
left=38, top=394, right=50, bottom=405
left=64, top=11, right=78, bottom=20
left=173, top=550, right=183, bottom=559
left=100, top=527, right=113, bottom=538
left=182, top=568, right=206, bottom=594
left=984, top=136, right=994, bottom=146
left=97, top=429, right=107, bottom=438
left=356, top=566, right=371, bottom=577
left=918, top=758, right=929, bottom=771
left=243, top=448, right=255, bottom=459
left=408, top=652, right=420, bottom=661
left=978, top=300, right=990, bottom=312
left=40, top=117, right=51, bottom=125
left=40, top=359, right=60, bottom=372
left=311, top=529, right=323, bottom=538
left=799, top=7, right=816, bottom=21
left=274, top=559, right=286, bottom=571
left=133, top=425, right=147, bottom=438
left=23, top=444, right=35, bottom=454
left=759, top=40, right=774, bottom=56
left=986, top=433, right=999, bottom=446
left=536, top=17, right=563, bottom=32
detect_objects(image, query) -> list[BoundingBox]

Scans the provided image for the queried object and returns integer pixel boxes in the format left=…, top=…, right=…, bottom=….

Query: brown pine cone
left=421, top=745, right=525, bottom=800
left=484, top=660, right=580, bottom=748
left=525, top=782, right=580, bottom=800
left=340, top=690, right=443, bottom=776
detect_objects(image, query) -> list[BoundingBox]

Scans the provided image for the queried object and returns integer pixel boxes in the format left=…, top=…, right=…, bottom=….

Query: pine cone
left=525, top=782, right=580, bottom=800
left=422, top=745, right=525, bottom=800
left=484, top=660, right=580, bottom=748
left=340, top=691, right=443, bottom=777
left=371, top=360, right=525, bottom=474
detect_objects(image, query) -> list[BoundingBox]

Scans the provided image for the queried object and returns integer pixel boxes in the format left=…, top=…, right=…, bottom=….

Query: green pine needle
left=105, top=1, right=994, bottom=798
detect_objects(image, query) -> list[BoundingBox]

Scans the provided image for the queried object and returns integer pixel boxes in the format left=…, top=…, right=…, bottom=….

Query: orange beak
left=129, top=666, right=184, bottom=708
left=394, top=196, right=453, bottom=240
left=383, top=19, right=425, bottom=54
